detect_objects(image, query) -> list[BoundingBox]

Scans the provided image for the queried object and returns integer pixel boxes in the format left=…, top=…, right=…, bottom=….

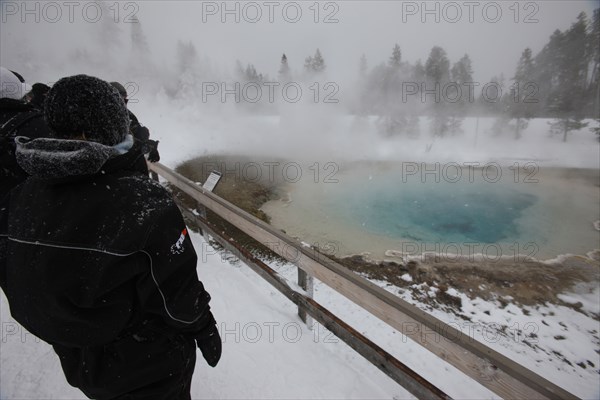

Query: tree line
left=173, top=9, right=599, bottom=140
left=351, top=10, right=599, bottom=140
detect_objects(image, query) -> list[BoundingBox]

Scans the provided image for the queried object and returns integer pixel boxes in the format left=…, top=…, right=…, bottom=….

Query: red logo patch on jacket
left=170, top=228, right=188, bottom=255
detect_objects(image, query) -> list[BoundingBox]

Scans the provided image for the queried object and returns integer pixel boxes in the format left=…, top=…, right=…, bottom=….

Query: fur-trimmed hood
left=15, top=135, right=134, bottom=180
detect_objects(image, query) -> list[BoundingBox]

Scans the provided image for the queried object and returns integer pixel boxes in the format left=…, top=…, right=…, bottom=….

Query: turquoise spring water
left=263, top=165, right=599, bottom=258
left=325, top=179, right=537, bottom=244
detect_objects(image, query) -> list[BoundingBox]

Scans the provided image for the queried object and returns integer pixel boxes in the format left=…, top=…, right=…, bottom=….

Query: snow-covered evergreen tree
left=589, top=9, right=600, bottom=118
left=245, top=64, right=260, bottom=82
left=412, top=60, right=426, bottom=81
left=312, top=49, right=326, bottom=73
left=175, top=40, right=200, bottom=98
left=304, top=49, right=326, bottom=75
left=546, top=12, right=590, bottom=141
left=389, top=44, right=401, bottom=69
left=425, top=46, right=451, bottom=137
left=447, top=54, right=474, bottom=134
left=425, top=46, right=450, bottom=84
left=278, top=54, right=291, bottom=81
left=509, top=48, right=537, bottom=139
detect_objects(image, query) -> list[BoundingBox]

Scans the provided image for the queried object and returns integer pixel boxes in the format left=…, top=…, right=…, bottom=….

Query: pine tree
left=412, top=60, right=426, bottom=82
left=447, top=54, right=473, bottom=134
left=513, top=49, right=535, bottom=85
left=534, top=29, right=564, bottom=115
left=278, top=54, right=291, bottom=80
left=425, top=46, right=451, bottom=136
left=304, top=49, right=326, bottom=75
left=174, top=40, right=201, bottom=98
left=425, top=46, right=450, bottom=84
left=587, top=9, right=600, bottom=117
left=547, top=12, right=590, bottom=141
left=565, top=12, right=590, bottom=89
left=450, top=55, right=473, bottom=105
left=590, top=118, right=600, bottom=142
left=304, top=56, right=314, bottom=72
left=451, top=54, right=473, bottom=85
left=312, top=49, right=326, bottom=73
left=389, top=44, right=401, bottom=69
left=509, top=48, right=537, bottom=139
left=245, top=64, right=259, bottom=82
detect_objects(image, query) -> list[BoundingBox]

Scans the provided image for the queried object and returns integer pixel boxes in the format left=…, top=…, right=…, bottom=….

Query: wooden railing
left=149, top=162, right=578, bottom=400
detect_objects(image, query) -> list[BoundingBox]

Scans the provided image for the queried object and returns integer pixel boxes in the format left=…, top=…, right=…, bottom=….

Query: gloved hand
left=195, top=319, right=222, bottom=367
left=147, top=140, right=160, bottom=163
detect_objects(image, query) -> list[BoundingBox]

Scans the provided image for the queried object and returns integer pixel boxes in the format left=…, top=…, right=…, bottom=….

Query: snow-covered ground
left=2, top=232, right=599, bottom=399
left=267, top=259, right=600, bottom=399
left=0, top=233, right=411, bottom=399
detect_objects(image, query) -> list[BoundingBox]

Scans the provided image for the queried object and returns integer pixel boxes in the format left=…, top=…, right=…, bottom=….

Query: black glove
left=195, top=318, right=222, bottom=367
left=147, top=140, right=160, bottom=163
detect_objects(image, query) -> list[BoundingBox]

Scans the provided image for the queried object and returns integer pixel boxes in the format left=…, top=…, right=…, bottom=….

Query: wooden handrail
left=149, top=162, right=578, bottom=400
left=180, top=207, right=451, bottom=400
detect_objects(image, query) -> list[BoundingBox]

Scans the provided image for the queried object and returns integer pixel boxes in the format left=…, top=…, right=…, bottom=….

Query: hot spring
left=261, top=163, right=600, bottom=261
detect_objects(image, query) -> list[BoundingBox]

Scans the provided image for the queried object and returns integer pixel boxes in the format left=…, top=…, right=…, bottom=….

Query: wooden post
left=297, top=268, right=314, bottom=329
left=197, top=203, right=209, bottom=242
left=197, top=171, right=222, bottom=243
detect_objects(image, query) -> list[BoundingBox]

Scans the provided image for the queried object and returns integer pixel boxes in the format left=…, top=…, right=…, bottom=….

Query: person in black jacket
left=0, top=75, right=221, bottom=400
left=0, top=67, right=52, bottom=196
left=110, top=81, right=161, bottom=163
left=24, top=82, right=51, bottom=110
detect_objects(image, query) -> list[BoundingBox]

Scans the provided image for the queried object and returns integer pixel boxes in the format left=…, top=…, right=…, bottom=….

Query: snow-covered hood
left=15, top=135, right=133, bottom=180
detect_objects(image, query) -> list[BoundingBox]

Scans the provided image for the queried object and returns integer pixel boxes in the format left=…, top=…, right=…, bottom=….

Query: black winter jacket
left=0, top=98, right=52, bottom=195
left=0, top=137, right=213, bottom=348
left=128, top=110, right=160, bottom=162
left=0, top=98, right=47, bottom=133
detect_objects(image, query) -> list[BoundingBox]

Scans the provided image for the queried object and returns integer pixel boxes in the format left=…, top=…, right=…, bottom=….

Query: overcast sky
left=1, top=0, right=598, bottom=83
